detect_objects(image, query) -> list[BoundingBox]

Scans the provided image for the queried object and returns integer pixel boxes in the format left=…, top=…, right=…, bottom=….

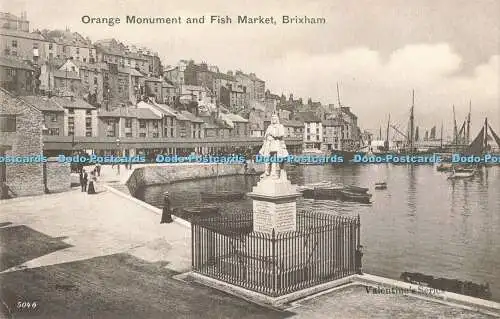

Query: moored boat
left=448, top=168, right=475, bottom=179
left=200, top=191, right=246, bottom=201
left=344, top=185, right=369, bottom=193
left=183, top=205, right=219, bottom=215
left=340, top=190, right=372, bottom=203
left=374, top=182, right=387, bottom=190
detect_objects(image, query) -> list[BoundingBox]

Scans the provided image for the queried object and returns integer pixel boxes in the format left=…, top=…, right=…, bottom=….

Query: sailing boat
left=329, top=83, right=365, bottom=161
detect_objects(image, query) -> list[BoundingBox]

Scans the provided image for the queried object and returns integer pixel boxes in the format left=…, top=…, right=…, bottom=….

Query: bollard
left=160, top=191, right=173, bottom=223
left=355, top=245, right=364, bottom=275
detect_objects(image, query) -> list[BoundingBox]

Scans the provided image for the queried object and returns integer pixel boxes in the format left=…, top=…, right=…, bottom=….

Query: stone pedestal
left=247, top=170, right=301, bottom=234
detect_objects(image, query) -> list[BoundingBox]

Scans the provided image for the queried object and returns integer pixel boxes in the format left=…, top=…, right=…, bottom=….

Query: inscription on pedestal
left=253, top=201, right=273, bottom=234
left=253, top=200, right=296, bottom=234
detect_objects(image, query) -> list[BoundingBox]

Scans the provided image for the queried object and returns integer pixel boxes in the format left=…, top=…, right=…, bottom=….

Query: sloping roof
left=134, top=108, right=161, bottom=120
left=98, top=108, right=135, bottom=118
left=0, top=57, right=34, bottom=71
left=152, top=102, right=177, bottom=117
left=281, top=119, right=304, bottom=127
left=144, top=77, right=162, bottom=82
left=161, top=81, right=174, bottom=88
left=52, top=96, right=95, bottom=110
left=0, top=28, right=46, bottom=41
left=67, top=60, right=108, bottom=72
left=21, top=96, right=65, bottom=112
left=179, top=110, right=204, bottom=123
left=225, top=113, right=248, bottom=123
left=295, top=111, right=321, bottom=123
left=0, top=87, right=41, bottom=115
left=53, top=70, right=81, bottom=80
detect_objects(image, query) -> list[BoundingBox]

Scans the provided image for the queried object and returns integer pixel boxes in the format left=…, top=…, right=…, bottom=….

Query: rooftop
left=295, top=111, right=321, bottom=123
left=52, top=96, right=96, bottom=110
left=0, top=28, right=46, bottom=41
left=0, top=57, right=34, bottom=71
left=21, top=96, right=65, bottom=112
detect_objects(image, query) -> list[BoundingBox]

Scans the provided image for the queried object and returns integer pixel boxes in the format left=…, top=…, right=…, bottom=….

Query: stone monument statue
left=247, top=113, right=301, bottom=234
left=259, top=114, right=288, bottom=179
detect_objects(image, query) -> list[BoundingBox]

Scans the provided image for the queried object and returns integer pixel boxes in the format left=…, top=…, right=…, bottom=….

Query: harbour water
left=135, top=164, right=500, bottom=301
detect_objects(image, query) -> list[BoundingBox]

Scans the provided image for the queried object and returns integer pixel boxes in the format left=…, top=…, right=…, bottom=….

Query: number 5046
left=17, top=301, right=38, bottom=309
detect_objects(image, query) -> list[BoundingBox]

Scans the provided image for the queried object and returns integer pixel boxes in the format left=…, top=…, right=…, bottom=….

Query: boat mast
left=440, top=121, right=444, bottom=149
left=409, top=90, right=415, bottom=153
left=386, top=114, right=391, bottom=150
left=484, top=117, right=489, bottom=151
left=453, top=104, right=458, bottom=146
left=336, top=82, right=342, bottom=108
left=466, top=100, right=471, bottom=144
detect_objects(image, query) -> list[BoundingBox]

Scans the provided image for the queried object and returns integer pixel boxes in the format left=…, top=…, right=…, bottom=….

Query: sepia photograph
left=0, top=0, right=499, bottom=318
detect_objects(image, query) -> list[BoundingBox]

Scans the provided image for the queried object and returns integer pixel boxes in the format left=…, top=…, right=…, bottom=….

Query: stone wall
left=126, top=162, right=264, bottom=196
left=45, top=157, right=71, bottom=193
left=4, top=94, right=45, bottom=197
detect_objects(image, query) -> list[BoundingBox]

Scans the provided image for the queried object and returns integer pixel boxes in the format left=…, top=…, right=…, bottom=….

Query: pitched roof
left=21, top=96, right=65, bottom=112
left=179, top=110, right=204, bottom=123
left=52, top=96, right=95, bottom=109
left=0, top=87, right=41, bottom=115
left=295, top=111, right=321, bottom=123
left=98, top=108, right=135, bottom=118
left=281, top=119, right=304, bottom=127
left=0, top=28, right=47, bottom=41
left=134, top=108, right=161, bottom=120
left=0, top=57, right=34, bottom=71
left=225, top=113, right=248, bottom=123
left=53, top=70, right=81, bottom=80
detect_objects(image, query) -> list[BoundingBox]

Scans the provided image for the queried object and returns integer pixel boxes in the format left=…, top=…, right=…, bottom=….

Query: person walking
left=95, top=163, right=101, bottom=177
left=160, top=192, right=173, bottom=223
left=81, top=169, right=88, bottom=192
left=87, top=170, right=96, bottom=194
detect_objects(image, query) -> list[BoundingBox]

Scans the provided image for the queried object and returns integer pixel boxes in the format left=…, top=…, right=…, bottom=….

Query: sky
left=4, top=0, right=500, bottom=137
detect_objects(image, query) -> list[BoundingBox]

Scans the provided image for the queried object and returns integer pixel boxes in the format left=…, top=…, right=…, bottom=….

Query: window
left=49, top=43, right=53, bottom=50
left=94, top=77, right=98, bottom=85
left=153, top=121, right=158, bottom=129
left=170, top=128, right=174, bottom=136
left=33, top=43, right=38, bottom=49
left=11, top=40, right=17, bottom=48
left=7, top=68, right=16, bottom=77
left=0, top=116, right=16, bottom=132
left=125, top=132, right=132, bottom=137
left=50, top=113, right=57, bottom=122
left=139, top=132, right=146, bottom=138
left=85, top=117, right=92, bottom=128
left=76, top=48, right=80, bottom=54
left=83, top=58, right=86, bottom=62
left=139, top=120, right=146, bottom=128
left=71, top=66, right=75, bottom=72
left=86, top=110, right=92, bottom=116
left=152, top=132, right=159, bottom=138
left=68, top=109, right=75, bottom=114
left=68, top=117, right=75, bottom=135
left=125, top=119, right=132, bottom=128
left=48, top=128, right=59, bottom=136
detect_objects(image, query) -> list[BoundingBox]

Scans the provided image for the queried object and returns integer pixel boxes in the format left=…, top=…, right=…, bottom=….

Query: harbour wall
left=126, top=162, right=264, bottom=196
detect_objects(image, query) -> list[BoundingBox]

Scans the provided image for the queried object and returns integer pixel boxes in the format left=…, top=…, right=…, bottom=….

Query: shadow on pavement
left=0, top=224, right=73, bottom=272
left=0, top=253, right=294, bottom=319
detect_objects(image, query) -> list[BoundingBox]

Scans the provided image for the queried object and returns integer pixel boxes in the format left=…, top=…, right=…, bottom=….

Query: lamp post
left=116, top=137, right=121, bottom=175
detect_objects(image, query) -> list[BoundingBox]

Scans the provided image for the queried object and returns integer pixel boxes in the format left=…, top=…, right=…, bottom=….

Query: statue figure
left=259, top=114, right=288, bottom=178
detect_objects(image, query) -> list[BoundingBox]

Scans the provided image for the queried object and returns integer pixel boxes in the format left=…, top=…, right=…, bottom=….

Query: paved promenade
left=0, top=187, right=291, bottom=318
left=1, top=172, right=498, bottom=318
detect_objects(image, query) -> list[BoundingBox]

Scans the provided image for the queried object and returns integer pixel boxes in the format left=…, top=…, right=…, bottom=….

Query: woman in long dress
left=87, top=170, right=97, bottom=194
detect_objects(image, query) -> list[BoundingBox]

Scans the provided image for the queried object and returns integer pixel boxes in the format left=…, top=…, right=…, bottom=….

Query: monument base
left=247, top=171, right=301, bottom=235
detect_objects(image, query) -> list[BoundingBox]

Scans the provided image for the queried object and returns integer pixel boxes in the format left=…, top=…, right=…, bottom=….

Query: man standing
left=81, top=169, right=88, bottom=192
